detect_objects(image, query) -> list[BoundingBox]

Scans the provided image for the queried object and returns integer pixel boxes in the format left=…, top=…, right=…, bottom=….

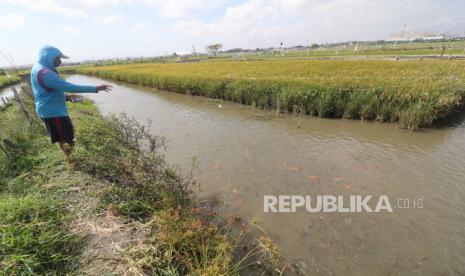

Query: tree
left=206, top=43, right=222, bottom=58
left=310, top=43, right=320, bottom=49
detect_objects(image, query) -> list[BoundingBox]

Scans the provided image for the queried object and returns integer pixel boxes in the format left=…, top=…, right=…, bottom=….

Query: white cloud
left=0, top=14, right=25, bottom=28
left=0, top=0, right=123, bottom=18
left=62, top=25, right=80, bottom=34
left=275, top=0, right=337, bottom=13
left=95, top=14, right=123, bottom=24
left=172, top=0, right=465, bottom=49
left=81, top=0, right=122, bottom=8
left=130, top=22, right=147, bottom=34
left=2, top=0, right=465, bottom=67
left=174, top=0, right=274, bottom=36
left=144, top=0, right=226, bottom=18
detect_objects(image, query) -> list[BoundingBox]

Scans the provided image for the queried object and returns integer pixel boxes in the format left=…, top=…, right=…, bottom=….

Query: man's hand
left=66, top=94, right=84, bottom=103
left=96, top=84, right=112, bottom=93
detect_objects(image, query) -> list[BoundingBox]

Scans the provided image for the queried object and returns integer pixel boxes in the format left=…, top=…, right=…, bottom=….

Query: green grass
left=0, top=195, right=78, bottom=275
left=0, top=94, right=81, bottom=274
left=0, top=89, right=289, bottom=275
left=0, top=75, right=21, bottom=89
left=75, top=59, right=465, bottom=129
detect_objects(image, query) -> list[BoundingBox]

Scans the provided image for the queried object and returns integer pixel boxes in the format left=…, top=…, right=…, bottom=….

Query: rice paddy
left=75, top=59, right=465, bottom=129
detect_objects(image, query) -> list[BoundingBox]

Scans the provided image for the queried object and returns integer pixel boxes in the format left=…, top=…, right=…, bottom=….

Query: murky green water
left=68, top=75, right=465, bottom=275
left=0, top=85, right=18, bottom=106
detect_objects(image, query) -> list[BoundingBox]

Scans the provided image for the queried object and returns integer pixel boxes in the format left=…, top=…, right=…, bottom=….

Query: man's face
left=53, top=57, right=62, bottom=67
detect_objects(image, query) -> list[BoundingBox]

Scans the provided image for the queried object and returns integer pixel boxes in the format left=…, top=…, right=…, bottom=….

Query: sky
left=0, top=0, right=464, bottom=66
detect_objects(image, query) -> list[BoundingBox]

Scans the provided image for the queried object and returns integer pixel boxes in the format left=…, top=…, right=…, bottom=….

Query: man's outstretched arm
left=41, top=70, right=112, bottom=93
left=41, top=70, right=97, bottom=93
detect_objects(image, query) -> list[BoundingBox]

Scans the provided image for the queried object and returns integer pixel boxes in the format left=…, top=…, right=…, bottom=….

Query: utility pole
left=306, top=40, right=310, bottom=57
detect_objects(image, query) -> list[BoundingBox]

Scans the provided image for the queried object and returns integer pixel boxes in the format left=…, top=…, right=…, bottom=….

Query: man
left=31, top=45, right=111, bottom=162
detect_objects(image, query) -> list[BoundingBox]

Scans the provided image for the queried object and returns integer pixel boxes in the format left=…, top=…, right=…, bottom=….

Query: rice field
left=76, top=59, right=465, bottom=129
left=233, top=40, right=465, bottom=60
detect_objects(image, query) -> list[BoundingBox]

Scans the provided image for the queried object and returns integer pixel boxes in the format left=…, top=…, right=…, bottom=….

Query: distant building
left=386, top=32, right=446, bottom=42
left=452, top=33, right=465, bottom=39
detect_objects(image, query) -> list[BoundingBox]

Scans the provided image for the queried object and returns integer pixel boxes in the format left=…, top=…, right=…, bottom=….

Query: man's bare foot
left=66, top=157, right=76, bottom=170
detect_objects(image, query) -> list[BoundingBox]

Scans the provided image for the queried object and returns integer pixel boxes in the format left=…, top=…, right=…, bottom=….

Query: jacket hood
left=38, top=45, right=63, bottom=70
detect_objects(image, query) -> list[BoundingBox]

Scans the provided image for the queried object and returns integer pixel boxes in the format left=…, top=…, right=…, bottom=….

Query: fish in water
left=308, top=175, right=320, bottom=182
left=208, top=162, right=223, bottom=169
left=363, top=164, right=377, bottom=171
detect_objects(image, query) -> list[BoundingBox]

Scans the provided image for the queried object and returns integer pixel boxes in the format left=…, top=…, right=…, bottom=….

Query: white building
left=386, top=32, right=446, bottom=42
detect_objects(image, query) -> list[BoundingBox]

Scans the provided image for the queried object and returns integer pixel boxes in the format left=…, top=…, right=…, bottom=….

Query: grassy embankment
left=0, top=75, right=21, bottom=89
left=0, top=89, right=288, bottom=275
left=75, top=59, right=465, bottom=129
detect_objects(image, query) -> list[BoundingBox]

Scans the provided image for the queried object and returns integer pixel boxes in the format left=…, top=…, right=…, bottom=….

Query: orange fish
left=308, top=175, right=320, bottom=182
left=208, top=162, right=222, bottom=169
left=237, top=198, right=244, bottom=207
left=363, top=164, right=376, bottom=171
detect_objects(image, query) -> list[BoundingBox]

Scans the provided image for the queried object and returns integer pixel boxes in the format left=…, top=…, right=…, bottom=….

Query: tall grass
left=75, top=60, right=465, bottom=129
left=0, top=195, right=79, bottom=274
left=0, top=93, right=81, bottom=274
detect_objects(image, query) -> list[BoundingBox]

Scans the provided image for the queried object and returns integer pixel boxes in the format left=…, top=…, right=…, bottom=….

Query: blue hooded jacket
left=31, top=46, right=97, bottom=118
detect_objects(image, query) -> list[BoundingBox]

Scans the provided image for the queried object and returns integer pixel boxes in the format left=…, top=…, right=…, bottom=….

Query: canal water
left=67, top=75, right=465, bottom=275
left=0, top=85, right=19, bottom=106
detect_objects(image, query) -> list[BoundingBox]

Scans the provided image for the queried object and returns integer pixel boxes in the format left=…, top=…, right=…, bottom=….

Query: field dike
left=74, top=60, right=465, bottom=130
left=0, top=75, right=21, bottom=89
left=0, top=86, right=293, bottom=275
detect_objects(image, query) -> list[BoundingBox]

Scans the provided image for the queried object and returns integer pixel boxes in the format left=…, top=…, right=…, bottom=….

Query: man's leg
left=53, top=116, right=75, bottom=164
left=59, top=142, right=73, bottom=162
